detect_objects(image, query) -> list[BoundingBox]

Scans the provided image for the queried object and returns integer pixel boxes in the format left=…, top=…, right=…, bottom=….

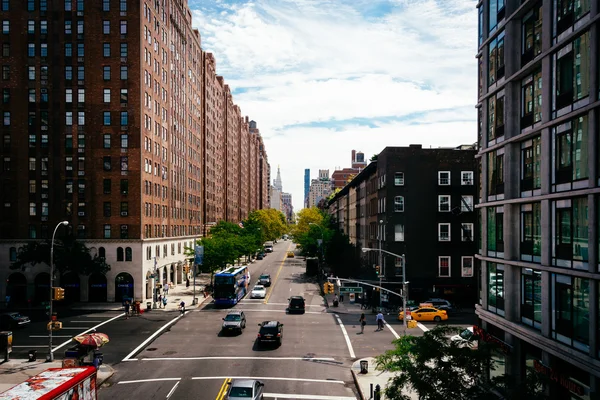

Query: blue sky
left=189, top=0, right=478, bottom=212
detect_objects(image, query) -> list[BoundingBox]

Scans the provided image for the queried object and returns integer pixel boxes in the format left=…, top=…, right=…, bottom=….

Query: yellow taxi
left=398, top=304, right=448, bottom=322
left=287, top=251, right=295, bottom=258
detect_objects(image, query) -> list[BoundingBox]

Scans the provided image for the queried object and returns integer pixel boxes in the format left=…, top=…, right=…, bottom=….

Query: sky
left=189, top=0, right=478, bottom=212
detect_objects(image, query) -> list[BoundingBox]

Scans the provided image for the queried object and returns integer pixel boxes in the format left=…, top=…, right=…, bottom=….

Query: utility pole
left=48, top=221, right=68, bottom=362
left=378, top=220, right=383, bottom=309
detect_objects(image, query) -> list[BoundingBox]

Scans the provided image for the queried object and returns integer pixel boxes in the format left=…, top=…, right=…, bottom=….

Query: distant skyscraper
left=273, top=165, right=283, bottom=192
left=308, top=170, right=332, bottom=208
left=304, top=169, right=310, bottom=208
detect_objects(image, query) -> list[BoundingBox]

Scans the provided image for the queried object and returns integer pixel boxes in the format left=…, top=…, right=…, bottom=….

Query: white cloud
left=190, top=0, right=478, bottom=211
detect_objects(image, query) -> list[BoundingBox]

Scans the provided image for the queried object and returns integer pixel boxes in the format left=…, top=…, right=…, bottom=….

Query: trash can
left=146, top=301, right=152, bottom=311
left=28, top=349, right=37, bottom=362
left=0, top=331, right=12, bottom=362
left=360, top=360, right=369, bottom=374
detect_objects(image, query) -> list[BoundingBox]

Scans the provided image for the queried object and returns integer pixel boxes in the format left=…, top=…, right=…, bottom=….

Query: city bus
left=213, top=265, right=250, bottom=306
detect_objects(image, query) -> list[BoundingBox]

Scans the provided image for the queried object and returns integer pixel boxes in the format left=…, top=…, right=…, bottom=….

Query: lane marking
left=334, top=314, right=355, bottom=359
left=264, top=394, right=355, bottom=400
left=70, top=320, right=103, bottom=323
left=52, top=313, right=125, bottom=353
left=13, top=345, right=58, bottom=348
left=59, top=327, right=92, bottom=330
left=121, top=311, right=187, bottom=361
left=263, top=246, right=291, bottom=305
left=193, top=376, right=345, bottom=384
left=215, top=377, right=231, bottom=400
left=138, top=356, right=336, bottom=362
left=165, top=381, right=180, bottom=399
left=30, top=335, right=72, bottom=338
left=238, top=302, right=323, bottom=308
left=118, top=378, right=181, bottom=385
left=417, top=322, right=429, bottom=332
left=384, top=321, right=400, bottom=339
left=199, top=309, right=324, bottom=315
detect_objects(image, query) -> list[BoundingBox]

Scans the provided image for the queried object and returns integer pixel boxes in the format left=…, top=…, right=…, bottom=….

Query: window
left=103, top=179, right=111, bottom=194
left=554, top=197, right=588, bottom=266
left=102, top=0, right=109, bottom=11
left=553, top=115, right=588, bottom=185
left=555, top=32, right=590, bottom=111
left=77, top=66, right=84, bottom=80
left=125, top=247, right=132, bottom=261
left=120, top=66, right=128, bottom=80
left=121, top=225, right=129, bottom=239
left=29, top=180, right=36, bottom=194
left=103, top=202, right=111, bottom=217
left=1, top=0, right=8, bottom=11
left=65, top=20, right=71, bottom=34
left=522, top=3, right=542, bottom=66
left=521, top=136, right=542, bottom=192
left=488, top=0, right=505, bottom=32
left=40, top=0, right=46, bottom=11
left=65, top=0, right=72, bottom=11
left=77, top=20, right=83, bottom=34
left=488, top=93, right=504, bottom=140
left=40, top=43, right=47, bottom=57
left=77, top=89, right=84, bottom=103
left=120, top=202, right=128, bottom=216
left=103, top=66, right=110, bottom=80
left=103, top=224, right=111, bottom=239
left=103, top=43, right=110, bottom=57
left=29, top=225, right=37, bottom=239
left=394, top=172, right=404, bottom=186
left=521, top=69, right=542, bottom=128
left=2, top=43, right=9, bottom=57
left=103, top=156, right=111, bottom=171
left=2, top=20, right=9, bottom=34
left=488, top=30, right=505, bottom=85
left=487, top=206, right=504, bottom=255
left=461, top=223, right=474, bottom=242
left=478, top=6, right=483, bottom=45
left=27, top=20, right=35, bottom=34
left=438, top=195, right=450, bottom=212
left=120, top=134, right=128, bottom=148
left=438, top=256, right=450, bottom=277
left=65, top=66, right=72, bottom=80
left=103, top=20, right=110, bottom=34
left=28, top=66, right=35, bottom=80
left=29, top=202, right=36, bottom=216
left=120, top=21, right=127, bottom=35
left=521, top=203, right=542, bottom=262
left=40, top=21, right=47, bottom=34
left=488, top=262, right=505, bottom=315
left=27, top=43, right=35, bottom=57
left=120, top=0, right=127, bottom=11
left=120, top=89, right=128, bottom=103
left=522, top=268, right=542, bottom=329
left=552, top=274, right=589, bottom=351
left=555, top=0, right=590, bottom=37
left=77, top=225, right=85, bottom=239
left=120, top=156, right=128, bottom=171
left=120, top=179, right=128, bottom=195
left=65, top=112, right=73, bottom=126
left=117, top=247, right=124, bottom=261
left=461, top=196, right=473, bottom=212
left=77, top=43, right=84, bottom=57
left=103, top=112, right=111, bottom=125
left=120, top=43, right=128, bottom=57
left=461, top=257, right=474, bottom=277
left=394, top=224, right=404, bottom=242
left=75, top=0, right=82, bottom=11
left=438, top=223, right=450, bottom=241
left=438, top=171, right=450, bottom=185
left=103, top=89, right=110, bottom=103
left=28, top=157, right=36, bottom=171
left=487, top=150, right=504, bottom=196
left=120, top=111, right=128, bottom=126
left=461, top=171, right=473, bottom=185
left=394, top=196, right=404, bottom=212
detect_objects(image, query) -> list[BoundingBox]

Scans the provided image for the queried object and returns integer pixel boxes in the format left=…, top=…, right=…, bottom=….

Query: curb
left=351, top=368, right=366, bottom=400
left=97, top=364, right=115, bottom=388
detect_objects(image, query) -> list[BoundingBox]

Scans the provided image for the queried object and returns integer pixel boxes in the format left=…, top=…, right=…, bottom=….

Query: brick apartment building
left=0, top=0, right=269, bottom=304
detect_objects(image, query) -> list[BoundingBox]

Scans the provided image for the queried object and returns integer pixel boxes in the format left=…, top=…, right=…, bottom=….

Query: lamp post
left=378, top=220, right=383, bottom=308
left=48, top=220, right=68, bottom=362
left=362, top=247, right=408, bottom=328
left=308, top=223, right=324, bottom=261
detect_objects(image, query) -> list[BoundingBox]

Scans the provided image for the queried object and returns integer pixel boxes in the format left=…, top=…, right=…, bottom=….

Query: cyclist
left=178, top=300, right=186, bottom=315
left=375, top=311, right=385, bottom=331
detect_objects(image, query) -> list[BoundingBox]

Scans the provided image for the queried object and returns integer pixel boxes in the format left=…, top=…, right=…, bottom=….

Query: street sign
left=339, top=286, right=363, bottom=294
left=195, top=245, right=204, bottom=265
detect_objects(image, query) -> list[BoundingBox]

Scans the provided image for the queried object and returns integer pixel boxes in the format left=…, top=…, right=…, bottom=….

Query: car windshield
left=254, top=286, right=264, bottom=290
left=229, top=387, right=253, bottom=397
left=225, top=315, right=241, bottom=321
left=260, top=327, right=278, bottom=334
left=260, top=275, right=269, bottom=279
left=460, top=329, right=473, bottom=340
left=290, top=298, right=303, bottom=304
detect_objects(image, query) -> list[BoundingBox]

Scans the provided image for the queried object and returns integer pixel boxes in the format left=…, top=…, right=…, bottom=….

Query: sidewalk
left=0, top=360, right=114, bottom=393
left=351, top=357, right=419, bottom=400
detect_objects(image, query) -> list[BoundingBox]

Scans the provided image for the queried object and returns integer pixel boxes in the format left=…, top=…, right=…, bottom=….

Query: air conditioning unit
left=121, top=211, right=128, bottom=216
left=77, top=211, right=85, bottom=216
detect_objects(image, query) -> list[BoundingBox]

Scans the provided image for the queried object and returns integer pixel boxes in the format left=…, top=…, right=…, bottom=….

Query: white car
left=450, top=327, right=478, bottom=349
left=251, top=285, right=267, bottom=299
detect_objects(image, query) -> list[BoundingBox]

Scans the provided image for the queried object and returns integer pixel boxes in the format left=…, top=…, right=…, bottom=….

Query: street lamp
left=362, top=247, right=409, bottom=329
left=308, top=223, right=324, bottom=261
left=48, top=220, right=68, bottom=362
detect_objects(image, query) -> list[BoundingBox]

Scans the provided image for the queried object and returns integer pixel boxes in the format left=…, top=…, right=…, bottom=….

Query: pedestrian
left=376, top=311, right=385, bottom=331
left=162, top=295, right=168, bottom=308
left=124, top=300, right=130, bottom=319
left=179, top=300, right=185, bottom=315
left=339, top=293, right=344, bottom=303
left=164, top=283, right=169, bottom=295
left=359, top=313, right=366, bottom=334
left=186, top=279, right=190, bottom=288
left=158, top=294, right=163, bottom=308
left=333, top=294, right=339, bottom=307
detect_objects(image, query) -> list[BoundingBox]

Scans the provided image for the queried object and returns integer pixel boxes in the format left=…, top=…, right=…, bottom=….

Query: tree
left=376, top=326, right=547, bottom=400
left=11, top=237, right=110, bottom=276
left=249, top=209, right=287, bottom=241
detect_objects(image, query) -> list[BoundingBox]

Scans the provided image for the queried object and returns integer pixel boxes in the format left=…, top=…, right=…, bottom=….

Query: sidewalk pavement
left=351, top=357, right=419, bottom=400
left=0, top=360, right=114, bottom=393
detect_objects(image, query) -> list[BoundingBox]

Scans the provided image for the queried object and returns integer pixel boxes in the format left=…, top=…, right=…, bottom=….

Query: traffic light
left=53, top=287, right=65, bottom=301
left=375, top=265, right=380, bottom=275
left=323, top=283, right=330, bottom=294
left=328, top=282, right=334, bottom=293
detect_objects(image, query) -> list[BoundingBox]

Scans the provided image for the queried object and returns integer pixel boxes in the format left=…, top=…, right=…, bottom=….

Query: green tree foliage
left=250, top=209, right=287, bottom=241
left=11, top=237, right=110, bottom=276
left=376, top=325, right=547, bottom=400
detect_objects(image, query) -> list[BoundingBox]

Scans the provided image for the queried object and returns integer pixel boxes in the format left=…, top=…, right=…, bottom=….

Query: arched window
left=98, top=247, right=106, bottom=259
left=117, top=247, right=124, bottom=261
left=125, top=247, right=132, bottom=261
left=9, top=247, right=17, bottom=262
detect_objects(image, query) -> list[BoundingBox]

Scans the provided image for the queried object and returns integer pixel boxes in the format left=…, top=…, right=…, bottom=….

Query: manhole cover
left=147, top=348, right=157, bottom=351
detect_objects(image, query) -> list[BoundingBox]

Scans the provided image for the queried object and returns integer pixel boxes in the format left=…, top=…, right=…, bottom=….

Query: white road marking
left=121, top=311, right=187, bottom=361
left=201, top=309, right=324, bottom=315
left=417, top=322, right=429, bottom=332
left=191, top=376, right=345, bottom=384
left=30, top=335, right=72, bottom=338
left=165, top=381, right=180, bottom=399
left=13, top=345, right=57, bottom=348
left=236, top=301, right=324, bottom=308
left=138, top=356, right=336, bottom=362
left=52, top=312, right=125, bottom=353
left=384, top=321, right=400, bottom=339
left=70, top=320, right=103, bottom=323
left=334, top=314, right=355, bottom=359
left=59, top=327, right=92, bottom=330
left=264, top=394, right=355, bottom=400
left=118, top=378, right=181, bottom=385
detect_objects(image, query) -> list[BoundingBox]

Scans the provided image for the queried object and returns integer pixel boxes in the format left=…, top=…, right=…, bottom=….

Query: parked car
left=251, top=285, right=267, bottom=299
left=221, top=311, right=246, bottom=335
left=257, top=321, right=283, bottom=346
left=398, top=306, right=448, bottom=322
left=287, top=296, right=305, bottom=314
left=226, top=379, right=264, bottom=400
left=424, top=298, right=453, bottom=312
left=256, top=253, right=264, bottom=260
left=450, top=326, right=479, bottom=349
left=286, top=251, right=294, bottom=258
left=0, top=312, right=31, bottom=330
left=258, top=274, right=271, bottom=287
